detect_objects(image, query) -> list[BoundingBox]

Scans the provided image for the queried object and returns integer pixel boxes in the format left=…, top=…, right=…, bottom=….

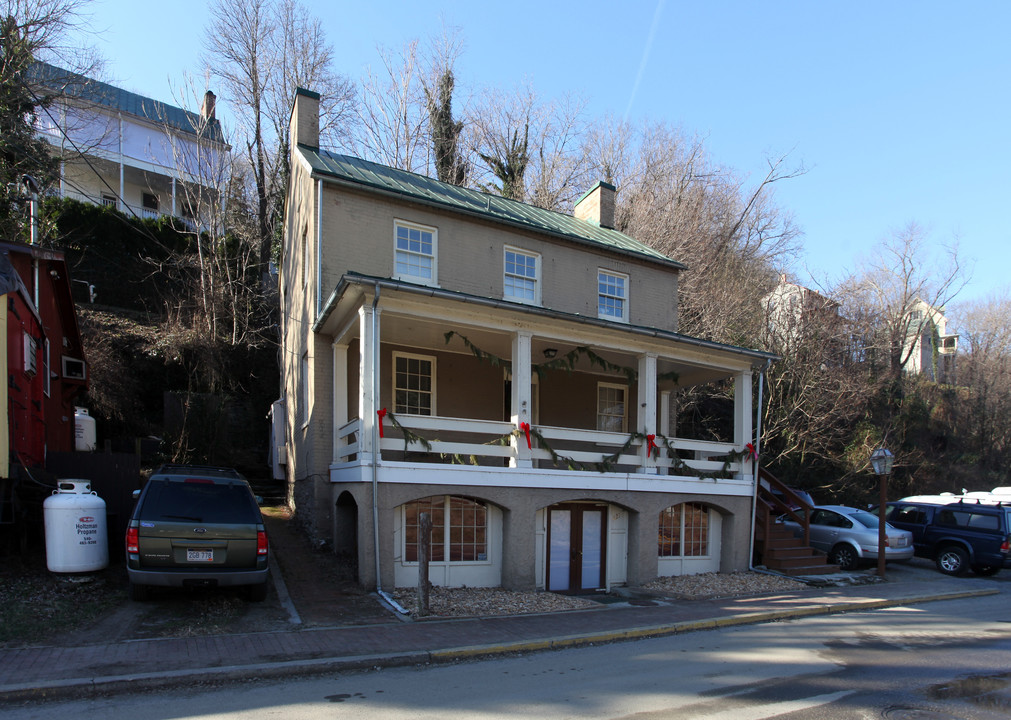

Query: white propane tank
left=43, top=481, right=109, bottom=572
left=74, top=407, right=96, bottom=452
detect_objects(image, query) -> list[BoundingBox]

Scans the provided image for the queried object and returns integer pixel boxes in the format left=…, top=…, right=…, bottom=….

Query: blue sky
left=72, top=0, right=1011, bottom=308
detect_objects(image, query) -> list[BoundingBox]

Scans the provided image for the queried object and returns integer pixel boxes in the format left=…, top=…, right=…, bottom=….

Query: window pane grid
left=395, top=355, right=434, bottom=415
left=658, top=503, right=709, bottom=558
left=596, top=385, right=626, bottom=432
left=504, top=250, right=538, bottom=302
left=395, top=224, right=435, bottom=281
left=404, top=496, right=487, bottom=563
left=598, top=271, right=627, bottom=319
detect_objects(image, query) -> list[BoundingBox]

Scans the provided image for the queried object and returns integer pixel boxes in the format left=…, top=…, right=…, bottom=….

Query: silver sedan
left=780, top=504, right=914, bottom=571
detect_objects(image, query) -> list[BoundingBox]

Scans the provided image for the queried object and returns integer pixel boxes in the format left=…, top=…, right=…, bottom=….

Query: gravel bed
left=391, top=571, right=807, bottom=618
left=641, top=570, right=807, bottom=599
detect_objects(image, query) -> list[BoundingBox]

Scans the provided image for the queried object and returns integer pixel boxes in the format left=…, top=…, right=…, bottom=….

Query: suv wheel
left=971, top=565, right=1000, bottom=577
left=936, top=545, right=969, bottom=576
left=829, top=544, right=859, bottom=571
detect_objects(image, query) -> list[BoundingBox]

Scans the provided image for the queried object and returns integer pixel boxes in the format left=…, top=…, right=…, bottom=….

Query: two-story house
left=29, top=62, right=228, bottom=224
left=903, top=299, right=958, bottom=384
left=278, top=88, right=775, bottom=594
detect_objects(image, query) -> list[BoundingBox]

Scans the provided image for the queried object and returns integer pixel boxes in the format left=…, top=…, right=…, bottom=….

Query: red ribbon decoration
left=746, top=442, right=757, bottom=460
left=377, top=408, right=387, bottom=438
left=520, top=422, right=532, bottom=449
left=646, top=434, right=657, bottom=457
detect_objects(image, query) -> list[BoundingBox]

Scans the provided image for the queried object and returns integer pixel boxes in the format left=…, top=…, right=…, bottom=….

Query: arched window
left=403, top=496, right=488, bottom=562
left=658, top=502, right=710, bottom=557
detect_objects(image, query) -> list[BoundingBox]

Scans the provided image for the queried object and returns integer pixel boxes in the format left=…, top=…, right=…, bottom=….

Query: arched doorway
left=334, top=491, right=358, bottom=580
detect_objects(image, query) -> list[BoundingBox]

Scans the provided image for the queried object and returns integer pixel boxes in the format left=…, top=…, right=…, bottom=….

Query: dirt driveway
left=6, top=506, right=395, bottom=649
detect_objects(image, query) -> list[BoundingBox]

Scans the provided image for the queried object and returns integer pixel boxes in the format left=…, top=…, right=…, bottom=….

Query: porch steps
left=760, top=526, right=838, bottom=576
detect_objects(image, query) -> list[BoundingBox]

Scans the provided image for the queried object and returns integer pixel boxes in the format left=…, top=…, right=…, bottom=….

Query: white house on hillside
left=28, top=62, right=229, bottom=225
left=904, top=299, right=958, bottom=383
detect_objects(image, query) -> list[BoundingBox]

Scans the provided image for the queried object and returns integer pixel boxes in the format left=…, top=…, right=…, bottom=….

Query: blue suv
left=880, top=498, right=1011, bottom=576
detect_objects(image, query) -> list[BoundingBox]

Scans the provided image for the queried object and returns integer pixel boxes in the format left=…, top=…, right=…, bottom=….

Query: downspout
left=749, top=359, right=771, bottom=571
left=316, top=179, right=323, bottom=317
left=370, top=281, right=401, bottom=608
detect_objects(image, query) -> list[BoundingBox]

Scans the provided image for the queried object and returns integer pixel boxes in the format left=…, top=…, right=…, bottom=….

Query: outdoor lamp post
left=870, top=447, right=894, bottom=577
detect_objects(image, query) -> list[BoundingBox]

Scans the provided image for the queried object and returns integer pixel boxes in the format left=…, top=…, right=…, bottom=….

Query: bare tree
left=952, top=292, right=1011, bottom=475
left=353, top=39, right=429, bottom=174
left=833, top=223, right=967, bottom=380
left=203, top=0, right=353, bottom=268
left=420, top=26, right=467, bottom=185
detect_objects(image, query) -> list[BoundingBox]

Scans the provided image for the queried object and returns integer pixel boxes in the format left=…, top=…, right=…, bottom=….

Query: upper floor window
left=395, top=220, right=437, bottom=285
left=598, top=270, right=628, bottom=322
left=394, top=352, right=436, bottom=416
left=596, top=382, right=627, bottom=432
left=504, top=247, right=540, bottom=304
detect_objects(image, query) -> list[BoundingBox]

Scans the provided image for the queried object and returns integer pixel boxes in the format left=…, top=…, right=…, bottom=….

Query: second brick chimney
left=574, top=181, right=616, bottom=229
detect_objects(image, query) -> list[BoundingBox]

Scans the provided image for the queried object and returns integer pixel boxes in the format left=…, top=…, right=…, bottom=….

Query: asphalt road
left=6, top=559, right=1010, bottom=720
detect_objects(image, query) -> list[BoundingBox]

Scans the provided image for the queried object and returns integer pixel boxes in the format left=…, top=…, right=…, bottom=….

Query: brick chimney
left=200, top=91, right=216, bottom=121
left=289, top=87, right=320, bottom=150
left=574, top=181, right=616, bottom=229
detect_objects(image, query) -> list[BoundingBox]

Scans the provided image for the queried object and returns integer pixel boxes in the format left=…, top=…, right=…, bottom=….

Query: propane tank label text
left=76, top=516, right=99, bottom=545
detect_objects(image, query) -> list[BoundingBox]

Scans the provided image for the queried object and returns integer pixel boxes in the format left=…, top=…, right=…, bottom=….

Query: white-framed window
left=403, top=495, right=488, bottom=563
left=596, top=382, right=627, bottom=432
left=598, top=269, right=628, bottom=322
left=503, top=246, right=540, bottom=305
left=658, top=503, right=711, bottom=558
left=394, top=220, right=437, bottom=285
left=394, top=352, right=436, bottom=416
left=101, top=194, right=117, bottom=208
left=23, top=331, right=37, bottom=376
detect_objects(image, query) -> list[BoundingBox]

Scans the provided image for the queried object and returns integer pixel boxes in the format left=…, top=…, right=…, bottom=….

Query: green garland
left=385, top=409, right=752, bottom=478
left=444, top=331, right=679, bottom=385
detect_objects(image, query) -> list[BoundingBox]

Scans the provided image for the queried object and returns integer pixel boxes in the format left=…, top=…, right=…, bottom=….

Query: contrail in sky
left=624, top=0, right=666, bottom=123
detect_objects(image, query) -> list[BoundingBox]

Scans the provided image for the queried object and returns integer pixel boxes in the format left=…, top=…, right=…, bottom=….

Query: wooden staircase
left=754, top=467, right=839, bottom=576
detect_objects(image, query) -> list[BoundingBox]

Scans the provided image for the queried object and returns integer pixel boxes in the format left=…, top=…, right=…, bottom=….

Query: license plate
left=889, top=537, right=907, bottom=548
left=187, top=548, right=213, bottom=562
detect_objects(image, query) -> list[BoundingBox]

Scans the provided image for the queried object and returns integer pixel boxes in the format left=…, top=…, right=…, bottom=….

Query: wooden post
left=417, top=512, right=431, bottom=616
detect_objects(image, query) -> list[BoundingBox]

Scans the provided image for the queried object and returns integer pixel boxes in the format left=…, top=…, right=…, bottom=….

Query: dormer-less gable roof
left=295, top=147, right=685, bottom=270
left=28, top=61, right=227, bottom=146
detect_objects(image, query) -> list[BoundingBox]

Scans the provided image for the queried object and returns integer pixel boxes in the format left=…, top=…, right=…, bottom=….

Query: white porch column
left=332, top=342, right=349, bottom=463
left=510, top=331, right=533, bottom=468
left=171, top=177, right=177, bottom=217
left=637, top=353, right=658, bottom=473
left=734, top=370, right=754, bottom=479
left=359, top=304, right=381, bottom=463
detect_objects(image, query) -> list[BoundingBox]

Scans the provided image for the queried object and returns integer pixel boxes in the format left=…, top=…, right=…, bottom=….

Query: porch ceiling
left=320, top=276, right=771, bottom=389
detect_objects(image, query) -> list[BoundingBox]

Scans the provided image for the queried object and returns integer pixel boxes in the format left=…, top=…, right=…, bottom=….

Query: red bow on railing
left=377, top=408, right=387, bottom=438
left=646, top=434, right=657, bottom=457
left=520, top=422, right=532, bottom=449
left=746, top=442, right=757, bottom=460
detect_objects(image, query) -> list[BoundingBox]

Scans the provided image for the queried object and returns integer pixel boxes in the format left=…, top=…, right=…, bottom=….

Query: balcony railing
left=336, top=414, right=746, bottom=478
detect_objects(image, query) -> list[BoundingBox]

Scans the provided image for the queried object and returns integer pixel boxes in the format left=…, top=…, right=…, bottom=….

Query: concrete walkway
left=0, top=576, right=996, bottom=704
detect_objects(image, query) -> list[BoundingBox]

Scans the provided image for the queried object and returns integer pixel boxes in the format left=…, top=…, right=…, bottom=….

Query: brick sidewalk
left=0, top=581, right=995, bottom=704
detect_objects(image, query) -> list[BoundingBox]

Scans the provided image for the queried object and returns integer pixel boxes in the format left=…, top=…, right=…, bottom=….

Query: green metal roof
left=297, top=147, right=684, bottom=269
left=29, top=62, right=227, bottom=145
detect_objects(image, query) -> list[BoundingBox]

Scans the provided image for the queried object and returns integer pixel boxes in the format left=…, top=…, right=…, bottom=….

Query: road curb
left=0, top=587, right=997, bottom=705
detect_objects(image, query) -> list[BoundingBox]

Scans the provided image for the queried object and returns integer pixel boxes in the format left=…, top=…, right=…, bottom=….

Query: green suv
left=126, top=465, right=270, bottom=601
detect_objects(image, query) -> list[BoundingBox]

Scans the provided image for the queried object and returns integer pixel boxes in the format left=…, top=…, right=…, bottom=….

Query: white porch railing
left=336, top=414, right=746, bottom=477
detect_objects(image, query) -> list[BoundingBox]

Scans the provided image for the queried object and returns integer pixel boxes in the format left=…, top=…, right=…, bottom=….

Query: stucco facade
left=279, top=88, right=773, bottom=593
